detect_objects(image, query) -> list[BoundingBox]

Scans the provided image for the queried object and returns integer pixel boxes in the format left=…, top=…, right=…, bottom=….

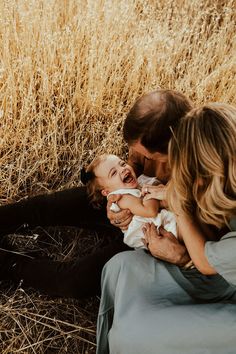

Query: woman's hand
left=142, top=184, right=167, bottom=201
left=142, top=184, right=168, bottom=208
left=142, top=223, right=190, bottom=266
left=107, top=194, right=133, bottom=231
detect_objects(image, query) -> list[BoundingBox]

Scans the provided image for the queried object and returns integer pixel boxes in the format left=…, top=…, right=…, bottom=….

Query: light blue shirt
left=205, top=217, right=236, bottom=286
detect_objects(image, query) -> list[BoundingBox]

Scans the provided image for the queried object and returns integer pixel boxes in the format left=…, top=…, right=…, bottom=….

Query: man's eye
left=121, top=162, right=126, bottom=166
left=112, top=170, right=117, bottom=176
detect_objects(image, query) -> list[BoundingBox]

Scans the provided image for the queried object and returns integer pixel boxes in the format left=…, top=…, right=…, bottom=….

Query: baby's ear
left=101, top=189, right=109, bottom=197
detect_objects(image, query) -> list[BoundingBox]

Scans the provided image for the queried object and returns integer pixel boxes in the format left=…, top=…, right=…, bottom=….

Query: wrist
left=173, top=244, right=190, bottom=266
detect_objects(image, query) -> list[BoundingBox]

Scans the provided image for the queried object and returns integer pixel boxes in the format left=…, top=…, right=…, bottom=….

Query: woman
left=96, top=103, right=236, bottom=354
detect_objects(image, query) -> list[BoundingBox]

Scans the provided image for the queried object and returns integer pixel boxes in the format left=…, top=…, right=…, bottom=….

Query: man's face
left=131, top=141, right=168, bottom=163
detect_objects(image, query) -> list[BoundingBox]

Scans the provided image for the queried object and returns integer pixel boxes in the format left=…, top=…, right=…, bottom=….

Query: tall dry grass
left=0, top=0, right=235, bottom=201
left=0, top=0, right=235, bottom=352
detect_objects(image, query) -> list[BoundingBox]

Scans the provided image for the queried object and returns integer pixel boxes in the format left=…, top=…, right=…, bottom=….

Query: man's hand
left=142, top=223, right=190, bottom=266
left=107, top=194, right=133, bottom=231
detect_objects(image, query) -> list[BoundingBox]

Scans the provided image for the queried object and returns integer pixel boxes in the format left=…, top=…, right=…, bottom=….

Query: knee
left=99, top=251, right=134, bottom=307
left=101, top=251, right=133, bottom=287
left=104, top=250, right=134, bottom=271
left=102, top=249, right=145, bottom=283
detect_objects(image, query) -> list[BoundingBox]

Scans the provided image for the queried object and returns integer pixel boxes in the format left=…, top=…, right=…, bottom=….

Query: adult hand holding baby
left=142, top=224, right=190, bottom=266
left=107, top=194, right=133, bottom=231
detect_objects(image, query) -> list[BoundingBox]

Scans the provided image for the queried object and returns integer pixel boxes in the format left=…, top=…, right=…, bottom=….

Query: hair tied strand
left=80, top=167, right=94, bottom=185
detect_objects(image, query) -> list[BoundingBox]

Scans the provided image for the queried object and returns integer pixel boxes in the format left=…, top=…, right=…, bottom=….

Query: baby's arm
left=118, top=194, right=159, bottom=218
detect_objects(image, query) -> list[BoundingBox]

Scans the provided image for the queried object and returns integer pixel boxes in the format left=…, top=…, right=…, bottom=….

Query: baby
left=81, top=154, right=177, bottom=249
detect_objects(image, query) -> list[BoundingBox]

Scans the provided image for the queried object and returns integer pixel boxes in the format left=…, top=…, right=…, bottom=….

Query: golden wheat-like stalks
left=0, top=1, right=235, bottom=352
left=0, top=0, right=235, bottom=201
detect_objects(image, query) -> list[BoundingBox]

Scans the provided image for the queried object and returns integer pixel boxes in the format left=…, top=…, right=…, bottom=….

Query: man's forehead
left=138, top=92, right=164, bottom=116
left=131, top=141, right=149, bottom=156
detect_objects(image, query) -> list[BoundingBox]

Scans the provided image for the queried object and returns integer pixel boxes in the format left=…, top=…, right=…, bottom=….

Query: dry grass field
left=0, top=0, right=235, bottom=352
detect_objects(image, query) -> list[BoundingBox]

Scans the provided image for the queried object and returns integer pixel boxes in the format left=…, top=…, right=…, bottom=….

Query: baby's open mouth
left=122, top=172, right=135, bottom=184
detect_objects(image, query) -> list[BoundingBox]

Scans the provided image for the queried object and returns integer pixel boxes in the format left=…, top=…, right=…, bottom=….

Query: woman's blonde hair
left=83, top=154, right=108, bottom=208
left=168, top=103, right=236, bottom=228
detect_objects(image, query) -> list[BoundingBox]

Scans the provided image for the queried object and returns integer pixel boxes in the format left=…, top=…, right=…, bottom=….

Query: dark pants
left=0, top=187, right=129, bottom=298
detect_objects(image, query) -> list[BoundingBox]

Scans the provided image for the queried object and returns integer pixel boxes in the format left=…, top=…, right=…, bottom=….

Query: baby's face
left=95, top=155, right=138, bottom=195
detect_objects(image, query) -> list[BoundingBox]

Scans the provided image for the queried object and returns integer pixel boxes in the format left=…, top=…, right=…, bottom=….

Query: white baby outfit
left=109, top=175, right=177, bottom=249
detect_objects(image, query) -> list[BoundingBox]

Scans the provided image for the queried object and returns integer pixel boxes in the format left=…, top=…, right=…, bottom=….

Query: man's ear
left=101, top=189, right=109, bottom=197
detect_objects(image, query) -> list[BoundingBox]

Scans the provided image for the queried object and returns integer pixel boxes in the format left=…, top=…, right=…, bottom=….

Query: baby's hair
left=81, top=154, right=109, bottom=209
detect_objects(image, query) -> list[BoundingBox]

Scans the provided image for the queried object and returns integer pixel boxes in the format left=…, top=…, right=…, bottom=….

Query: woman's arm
left=177, top=214, right=217, bottom=275
left=118, top=194, right=160, bottom=218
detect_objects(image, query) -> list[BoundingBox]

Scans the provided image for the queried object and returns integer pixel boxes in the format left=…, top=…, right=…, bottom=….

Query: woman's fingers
left=143, top=193, right=155, bottom=201
left=141, top=184, right=167, bottom=200
left=141, top=184, right=159, bottom=196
